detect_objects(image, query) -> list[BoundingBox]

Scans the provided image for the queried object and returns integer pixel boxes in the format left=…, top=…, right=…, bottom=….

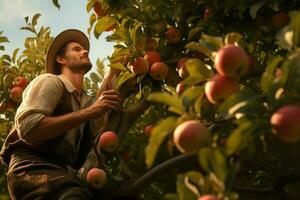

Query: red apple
left=198, top=194, right=219, bottom=200
left=13, top=76, right=27, bottom=89
left=271, top=12, right=289, bottom=29
left=177, top=57, right=190, bottom=78
left=86, top=168, right=107, bottom=189
left=173, top=120, right=211, bottom=154
left=205, top=74, right=240, bottom=104
left=144, top=124, right=154, bottom=137
left=165, top=27, right=181, bottom=44
left=203, top=7, right=214, bottom=20
left=145, top=37, right=158, bottom=51
left=176, top=81, right=185, bottom=93
left=131, top=57, right=150, bottom=75
left=150, top=62, right=169, bottom=80
left=215, top=44, right=249, bottom=78
left=10, top=86, right=23, bottom=103
left=93, top=1, right=108, bottom=17
left=144, top=51, right=161, bottom=65
left=270, top=105, right=300, bottom=143
left=99, top=131, right=119, bottom=152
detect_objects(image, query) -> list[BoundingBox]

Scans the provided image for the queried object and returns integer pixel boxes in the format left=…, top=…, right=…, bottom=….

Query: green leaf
left=261, top=56, right=283, bottom=93
left=12, top=48, right=20, bottom=63
left=226, top=120, right=260, bottom=155
left=115, top=71, right=135, bottom=89
left=224, top=32, right=243, bottom=45
left=290, top=11, right=300, bottom=47
left=198, top=148, right=212, bottom=172
left=86, top=0, right=95, bottom=12
left=145, top=117, right=178, bottom=168
left=249, top=1, right=264, bottom=19
left=185, top=42, right=212, bottom=58
left=211, top=149, right=228, bottom=182
left=164, top=194, right=179, bottom=200
left=177, top=171, right=203, bottom=200
left=32, top=14, right=41, bottom=26
left=148, top=92, right=184, bottom=111
left=52, top=0, right=61, bottom=9
left=181, top=86, right=204, bottom=109
left=188, top=27, right=202, bottom=41
left=95, top=16, right=116, bottom=33
left=185, top=58, right=213, bottom=80
left=109, top=63, right=127, bottom=71
left=0, top=37, right=9, bottom=43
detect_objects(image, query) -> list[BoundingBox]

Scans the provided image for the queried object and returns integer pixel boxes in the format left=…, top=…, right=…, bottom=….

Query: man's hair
left=54, top=42, right=70, bottom=74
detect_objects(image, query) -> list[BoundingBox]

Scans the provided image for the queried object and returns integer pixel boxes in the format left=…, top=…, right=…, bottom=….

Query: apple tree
left=81, top=0, right=300, bottom=200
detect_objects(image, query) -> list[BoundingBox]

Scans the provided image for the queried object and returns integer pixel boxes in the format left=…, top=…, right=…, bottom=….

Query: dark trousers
left=7, top=148, right=93, bottom=200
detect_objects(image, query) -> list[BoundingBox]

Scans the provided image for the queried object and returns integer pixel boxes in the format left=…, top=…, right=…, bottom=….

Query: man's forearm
left=24, top=107, right=94, bottom=143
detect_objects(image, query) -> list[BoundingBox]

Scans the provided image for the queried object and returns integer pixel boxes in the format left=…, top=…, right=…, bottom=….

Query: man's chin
left=83, top=62, right=92, bottom=73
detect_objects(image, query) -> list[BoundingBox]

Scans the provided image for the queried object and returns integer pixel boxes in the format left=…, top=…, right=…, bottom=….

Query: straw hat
left=45, top=29, right=90, bottom=74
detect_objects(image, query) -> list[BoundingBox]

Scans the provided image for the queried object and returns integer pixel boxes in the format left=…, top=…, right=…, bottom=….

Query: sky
left=0, top=0, right=114, bottom=74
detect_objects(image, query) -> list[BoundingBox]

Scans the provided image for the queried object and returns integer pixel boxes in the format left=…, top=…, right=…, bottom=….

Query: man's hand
left=88, top=90, right=122, bottom=119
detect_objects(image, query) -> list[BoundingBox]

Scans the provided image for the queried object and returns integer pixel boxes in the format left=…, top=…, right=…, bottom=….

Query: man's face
left=58, top=42, right=92, bottom=73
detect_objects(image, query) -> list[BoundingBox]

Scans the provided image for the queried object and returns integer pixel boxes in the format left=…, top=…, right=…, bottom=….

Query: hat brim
left=45, top=29, right=90, bottom=74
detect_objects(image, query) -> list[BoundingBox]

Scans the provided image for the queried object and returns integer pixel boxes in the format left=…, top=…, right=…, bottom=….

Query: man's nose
left=82, top=50, right=89, bottom=56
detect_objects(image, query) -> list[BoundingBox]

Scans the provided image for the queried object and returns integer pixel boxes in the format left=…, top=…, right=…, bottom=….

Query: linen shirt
left=14, top=73, right=106, bottom=165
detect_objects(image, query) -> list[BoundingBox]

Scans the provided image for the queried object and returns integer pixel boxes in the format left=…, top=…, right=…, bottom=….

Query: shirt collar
left=57, top=74, right=87, bottom=96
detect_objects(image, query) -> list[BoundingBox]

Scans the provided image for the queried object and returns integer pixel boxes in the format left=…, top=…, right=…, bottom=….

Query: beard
left=69, top=59, right=92, bottom=74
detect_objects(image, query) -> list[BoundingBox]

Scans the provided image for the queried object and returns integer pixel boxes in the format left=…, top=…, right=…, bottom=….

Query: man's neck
left=61, top=70, right=84, bottom=91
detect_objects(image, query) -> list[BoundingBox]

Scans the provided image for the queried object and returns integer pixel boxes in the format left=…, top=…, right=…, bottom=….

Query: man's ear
left=56, top=55, right=66, bottom=65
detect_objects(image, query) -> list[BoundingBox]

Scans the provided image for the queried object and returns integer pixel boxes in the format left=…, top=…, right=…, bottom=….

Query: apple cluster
left=130, top=50, right=169, bottom=81
left=9, top=76, right=28, bottom=104
left=205, top=44, right=252, bottom=104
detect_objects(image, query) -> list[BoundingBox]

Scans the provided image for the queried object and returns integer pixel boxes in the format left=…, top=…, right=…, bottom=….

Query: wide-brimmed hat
left=45, top=29, right=90, bottom=74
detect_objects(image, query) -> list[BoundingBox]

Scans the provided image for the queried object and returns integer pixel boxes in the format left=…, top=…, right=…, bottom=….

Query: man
left=0, top=29, right=121, bottom=199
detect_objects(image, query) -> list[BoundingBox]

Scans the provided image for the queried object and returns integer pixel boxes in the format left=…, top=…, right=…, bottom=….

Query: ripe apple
left=271, top=12, right=289, bottom=29
left=203, top=7, right=214, bottom=20
left=93, top=1, right=108, bottom=17
left=99, top=131, right=119, bottom=152
left=177, top=57, right=189, bottom=78
left=205, top=74, right=240, bottom=104
left=270, top=105, right=300, bottom=143
left=165, top=27, right=181, bottom=44
left=215, top=44, right=249, bottom=78
left=173, top=120, right=211, bottom=154
left=145, top=37, right=158, bottom=51
left=86, top=168, right=107, bottom=189
left=13, top=76, right=27, bottom=89
left=176, top=81, right=185, bottom=93
left=150, top=62, right=169, bottom=80
left=144, top=124, right=154, bottom=137
left=131, top=57, right=150, bottom=75
left=10, top=86, right=23, bottom=103
left=144, top=51, right=161, bottom=65
left=198, top=194, right=219, bottom=200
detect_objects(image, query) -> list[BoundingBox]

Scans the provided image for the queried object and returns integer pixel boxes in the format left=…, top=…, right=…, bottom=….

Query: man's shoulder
left=27, top=73, right=64, bottom=91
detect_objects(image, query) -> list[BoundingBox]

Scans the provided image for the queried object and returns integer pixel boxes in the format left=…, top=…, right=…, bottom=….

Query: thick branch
left=97, top=153, right=198, bottom=199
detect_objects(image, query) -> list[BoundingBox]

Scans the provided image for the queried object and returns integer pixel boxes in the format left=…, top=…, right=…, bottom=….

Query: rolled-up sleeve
left=15, top=73, right=64, bottom=141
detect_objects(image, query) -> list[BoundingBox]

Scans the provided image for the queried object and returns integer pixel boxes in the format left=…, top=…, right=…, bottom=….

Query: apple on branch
left=86, top=168, right=107, bottom=189
left=99, top=131, right=119, bottom=153
left=215, top=44, right=249, bottom=78
left=173, top=120, right=211, bottom=154
left=13, top=76, right=28, bottom=89
left=205, top=74, right=240, bottom=104
left=165, top=27, right=181, bottom=44
left=144, top=124, right=154, bottom=137
left=10, top=86, right=24, bottom=103
left=270, top=105, right=300, bottom=143
left=150, top=62, right=169, bottom=81
left=130, top=57, right=150, bottom=75
left=144, top=51, right=161, bottom=65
